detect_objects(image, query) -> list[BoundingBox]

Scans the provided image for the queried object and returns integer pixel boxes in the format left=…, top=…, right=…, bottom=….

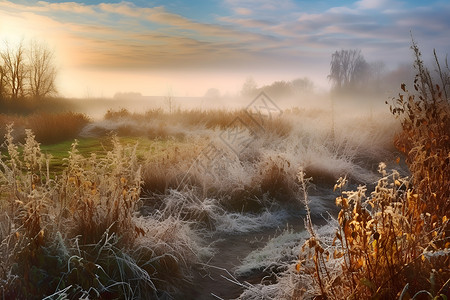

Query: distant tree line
left=113, top=92, right=143, bottom=100
left=241, top=77, right=314, bottom=98
left=241, top=50, right=414, bottom=99
left=0, top=40, right=57, bottom=100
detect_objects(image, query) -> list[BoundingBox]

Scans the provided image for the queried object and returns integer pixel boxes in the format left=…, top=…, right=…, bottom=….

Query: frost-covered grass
left=0, top=125, right=207, bottom=299
left=0, top=93, right=407, bottom=298
left=235, top=228, right=308, bottom=277
left=238, top=45, right=450, bottom=300
left=133, top=104, right=400, bottom=216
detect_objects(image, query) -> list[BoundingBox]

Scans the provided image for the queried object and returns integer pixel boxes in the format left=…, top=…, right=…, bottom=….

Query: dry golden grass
left=28, top=112, right=90, bottom=144
left=255, top=154, right=298, bottom=201
left=0, top=112, right=89, bottom=144
left=141, top=139, right=207, bottom=194
left=0, top=126, right=204, bottom=299
left=103, top=107, right=292, bottom=138
left=295, top=43, right=450, bottom=299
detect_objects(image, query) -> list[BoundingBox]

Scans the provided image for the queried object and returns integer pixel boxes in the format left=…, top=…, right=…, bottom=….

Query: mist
left=1, top=0, right=449, bottom=299
left=63, top=57, right=414, bottom=122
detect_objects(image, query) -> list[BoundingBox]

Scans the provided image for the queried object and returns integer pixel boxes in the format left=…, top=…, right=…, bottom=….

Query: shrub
left=0, top=112, right=89, bottom=145
left=0, top=97, right=75, bottom=115
left=27, top=112, right=90, bottom=144
left=104, top=108, right=132, bottom=120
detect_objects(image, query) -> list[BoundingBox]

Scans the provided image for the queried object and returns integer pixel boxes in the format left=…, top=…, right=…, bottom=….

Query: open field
left=0, top=102, right=403, bottom=298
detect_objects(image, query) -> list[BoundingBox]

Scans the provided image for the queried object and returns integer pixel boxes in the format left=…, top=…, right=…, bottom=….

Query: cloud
left=224, top=0, right=297, bottom=17
left=356, top=0, right=391, bottom=9
left=0, top=0, right=449, bottom=86
left=0, top=0, right=283, bottom=71
left=0, top=0, right=96, bottom=14
left=37, top=1, right=96, bottom=14
left=95, top=2, right=275, bottom=42
left=218, top=16, right=275, bottom=28
left=234, top=7, right=252, bottom=15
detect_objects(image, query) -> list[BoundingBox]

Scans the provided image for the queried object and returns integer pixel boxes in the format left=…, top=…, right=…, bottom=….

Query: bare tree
left=28, top=40, right=57, bottom=99
left=1, top=41, right=27, bottom=99
left=328, top=49, right=369, bottom=92
left=0, top=59, right=6, bottom=99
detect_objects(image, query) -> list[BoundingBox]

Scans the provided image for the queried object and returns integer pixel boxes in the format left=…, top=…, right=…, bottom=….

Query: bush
left=389, top=39, right=450, bottom=220
left=27, top=112, right=90, bottom=144
left=0, top=112, right=89, bottom=145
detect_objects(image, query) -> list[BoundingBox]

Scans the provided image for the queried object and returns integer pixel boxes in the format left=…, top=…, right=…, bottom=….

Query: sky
left=0, top=0, right=449, bottom=98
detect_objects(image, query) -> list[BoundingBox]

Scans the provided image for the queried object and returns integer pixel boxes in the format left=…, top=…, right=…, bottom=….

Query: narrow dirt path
left=188, top=232, right=272, bottom=300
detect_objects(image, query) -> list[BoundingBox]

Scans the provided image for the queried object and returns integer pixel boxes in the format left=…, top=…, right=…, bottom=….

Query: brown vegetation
left=295, top=42, right=449, bottom=299
left=103, top=107, right=291, bottom=138
left=0, top=126, right=204, bottom=298
left=0, top=112, right=89, bottom=144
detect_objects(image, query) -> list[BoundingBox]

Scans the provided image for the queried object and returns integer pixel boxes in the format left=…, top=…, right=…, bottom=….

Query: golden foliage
left=296, top=43, right=450, bottom=299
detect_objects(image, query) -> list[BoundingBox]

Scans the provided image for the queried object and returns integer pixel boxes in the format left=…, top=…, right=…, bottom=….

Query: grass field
left=0, top=52, right=448, bottom=299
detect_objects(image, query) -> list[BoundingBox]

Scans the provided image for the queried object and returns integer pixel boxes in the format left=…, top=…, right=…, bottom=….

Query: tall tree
left=1, top=41, right=27, bottom=99
left=28, top=41, right=57, bottom=99
left=328, top=49, right=369, bottom=92
left=0, top=59, right=6, bottom=99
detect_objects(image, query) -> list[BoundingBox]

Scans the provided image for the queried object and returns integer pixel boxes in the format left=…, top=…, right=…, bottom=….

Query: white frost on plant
left=215, top=209, right=290, bottom=234
left=235, top=229, right=307, bottom=276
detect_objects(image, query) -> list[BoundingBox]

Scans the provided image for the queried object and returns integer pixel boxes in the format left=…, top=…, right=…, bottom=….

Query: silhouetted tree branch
left=1, top=40, right=27, bottom=99
left=0, top=39, right=57, bottom=100
left=28, top=40, right=57, bottom=99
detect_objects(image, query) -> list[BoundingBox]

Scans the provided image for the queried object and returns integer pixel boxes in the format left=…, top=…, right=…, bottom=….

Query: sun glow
left=0, top=15, right=29, bottom=47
